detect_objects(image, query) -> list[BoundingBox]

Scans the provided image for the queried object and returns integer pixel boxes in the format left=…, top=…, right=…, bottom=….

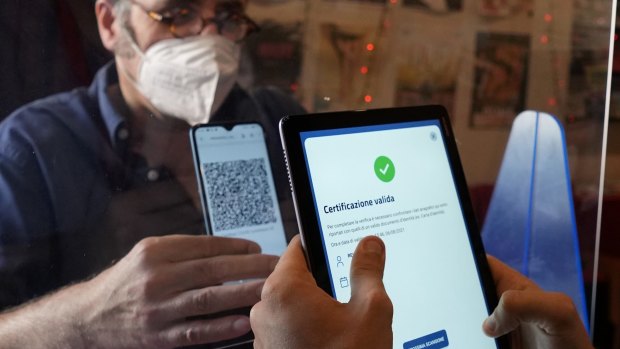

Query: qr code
left=203, top=158, right=277, bottom=231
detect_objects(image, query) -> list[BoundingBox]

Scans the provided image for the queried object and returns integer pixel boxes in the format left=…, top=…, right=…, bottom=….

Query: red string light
left=364, top=95, right=373, bottom=103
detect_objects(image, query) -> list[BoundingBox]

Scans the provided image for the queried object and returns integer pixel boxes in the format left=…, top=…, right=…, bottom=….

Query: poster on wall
left=478, top=0, right=534, bottom=18
left=313, top=23, right=381, bottom=111
left=395, top=27, right=463, bottom=117
left=470, top=32, right=530, bottom=128
left=241, top=21, right=304, bottom=94
left=323, top=0, right=388, bottom=4
left=402, top=0, right=463, bottom=12
left=566, top=0, right=612, bottom=122
left=250, top=0, right=303, bottom=4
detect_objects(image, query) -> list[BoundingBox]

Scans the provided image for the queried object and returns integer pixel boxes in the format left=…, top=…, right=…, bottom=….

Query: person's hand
left=78, top=234, right=278, bottom=348
left=483, top=256, right=593, bottom=349
left=250, top=235, right=393, bottom=349
left=76, top=177, right=208, bottom=280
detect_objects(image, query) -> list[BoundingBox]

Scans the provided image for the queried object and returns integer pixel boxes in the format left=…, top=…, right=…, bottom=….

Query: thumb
left=349, top=236, right=390, bottom=309
left=482, top=289, right=584, bottom=338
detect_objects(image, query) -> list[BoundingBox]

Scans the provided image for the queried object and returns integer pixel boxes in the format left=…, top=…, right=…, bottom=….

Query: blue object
left=482, top=110, right=588, bottom=330
left=403, top=330, right=449, bottom=349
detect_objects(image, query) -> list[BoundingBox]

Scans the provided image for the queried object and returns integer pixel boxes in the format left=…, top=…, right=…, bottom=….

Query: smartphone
left=190, top=122, right=288, bottom=256
left=280, top=105, right=509, bottom=349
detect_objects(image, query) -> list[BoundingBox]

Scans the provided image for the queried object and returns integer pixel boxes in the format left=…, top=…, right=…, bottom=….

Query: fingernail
left=248, top=242, right=261, bottom=254
left=233, top=317, right=251, bottom=333
left=364, top=239, right=383, bottom=254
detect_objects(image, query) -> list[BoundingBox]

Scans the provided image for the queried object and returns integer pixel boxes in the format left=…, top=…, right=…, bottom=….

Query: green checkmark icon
left=374, top=156, right=395, bottom=182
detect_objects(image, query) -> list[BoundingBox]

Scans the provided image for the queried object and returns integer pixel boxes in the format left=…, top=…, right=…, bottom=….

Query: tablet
left=279, top=105, right=509, bottom=349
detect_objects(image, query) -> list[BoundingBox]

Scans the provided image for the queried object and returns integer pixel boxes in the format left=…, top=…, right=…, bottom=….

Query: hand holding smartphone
left=189, top=122, right=289, bottom=348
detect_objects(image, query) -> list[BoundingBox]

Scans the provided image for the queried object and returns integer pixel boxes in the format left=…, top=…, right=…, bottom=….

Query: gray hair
left=109, top=0, right=136, bottom=58
left=113, top=0, right=131, bottom=17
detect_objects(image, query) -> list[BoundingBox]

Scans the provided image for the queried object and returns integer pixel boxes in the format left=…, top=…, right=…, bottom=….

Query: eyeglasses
left=129, top=0, right=260, bottom=42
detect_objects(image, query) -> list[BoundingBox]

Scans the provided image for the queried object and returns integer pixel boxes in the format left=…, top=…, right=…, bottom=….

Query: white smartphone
left=190, top=122, right=287, bottom=256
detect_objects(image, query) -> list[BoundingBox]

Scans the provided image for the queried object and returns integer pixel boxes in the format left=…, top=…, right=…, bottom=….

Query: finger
left=168, top=280, right=265, bottom=319
left=171, top=254, right=278, bottom=291
left=483, top=290, right=582, bottom=338
left=133, top=235, right=261, bottom=263
left=272, top=235, right=312, bottom=275
left=253, top=337, right=264, bottom=349
left=249, top=301, right=266, bottom=345
left=487, top=255, right=539, bottom=294
left=250, top=302, right=280, bottom=349
left=350, top=236, right=386, bottom=299
left=349, top=236, right=391, bottom=314
left=159, top=315, right=251, bottom=347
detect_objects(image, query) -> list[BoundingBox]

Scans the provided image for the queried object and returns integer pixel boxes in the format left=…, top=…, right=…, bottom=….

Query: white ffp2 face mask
left=129, top=34, right=240, bottom=125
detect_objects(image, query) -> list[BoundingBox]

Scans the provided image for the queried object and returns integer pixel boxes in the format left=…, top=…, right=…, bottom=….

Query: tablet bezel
left=280, top=105, right=508, bottom=349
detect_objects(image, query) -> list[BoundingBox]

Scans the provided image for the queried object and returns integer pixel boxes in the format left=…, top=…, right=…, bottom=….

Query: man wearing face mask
left=0, top=0, right=303, bottom=347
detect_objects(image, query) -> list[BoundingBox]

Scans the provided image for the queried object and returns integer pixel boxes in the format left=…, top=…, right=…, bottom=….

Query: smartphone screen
left=191, top=123, right=287, bottom=256
left=299, top=120, right=497, bottom=349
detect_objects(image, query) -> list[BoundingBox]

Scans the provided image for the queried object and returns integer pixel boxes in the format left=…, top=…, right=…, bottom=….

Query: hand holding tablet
left=251, top=235, right=393, bottom=349
left=278, top=105, right=509, bottom=349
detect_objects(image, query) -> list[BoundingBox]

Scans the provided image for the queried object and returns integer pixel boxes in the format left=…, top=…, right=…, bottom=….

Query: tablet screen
left=300, top=120, right=497, bottom=349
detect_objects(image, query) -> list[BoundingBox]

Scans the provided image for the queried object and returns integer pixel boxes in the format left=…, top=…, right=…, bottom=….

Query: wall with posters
left=243, top=2, right=617, bottom=344
left=243, top=0, right=615, bottom=194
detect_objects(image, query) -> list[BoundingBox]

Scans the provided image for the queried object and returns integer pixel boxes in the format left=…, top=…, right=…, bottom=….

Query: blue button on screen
left=403, top=330, right=449, bottom=349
